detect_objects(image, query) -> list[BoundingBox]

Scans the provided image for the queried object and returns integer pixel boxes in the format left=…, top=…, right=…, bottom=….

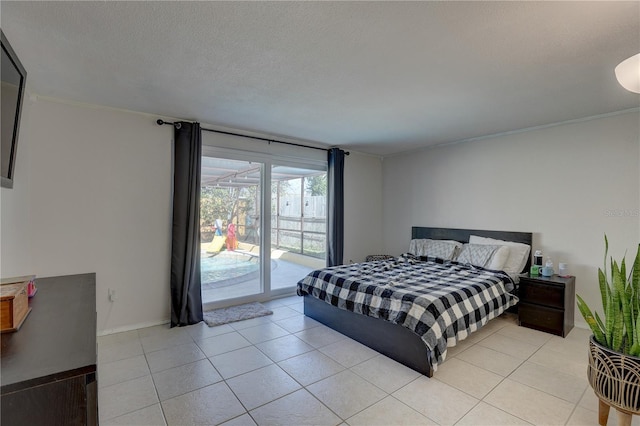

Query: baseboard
left=98, top=319, right=170, bottom=336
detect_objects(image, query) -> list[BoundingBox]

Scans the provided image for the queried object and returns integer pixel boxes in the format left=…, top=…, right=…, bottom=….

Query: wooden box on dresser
left=518, top=273, right=576, bottom=337
left=0, top=279, right=31, bottom=332
left=1, top=274, right=97, bottom=425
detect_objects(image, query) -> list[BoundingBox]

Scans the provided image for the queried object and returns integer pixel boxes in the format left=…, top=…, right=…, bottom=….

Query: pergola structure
left=201, top=157, right=325, bottom=188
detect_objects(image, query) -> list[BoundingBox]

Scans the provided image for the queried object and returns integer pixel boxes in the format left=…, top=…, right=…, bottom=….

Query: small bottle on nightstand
left=558, top=262, right=570, bottom=277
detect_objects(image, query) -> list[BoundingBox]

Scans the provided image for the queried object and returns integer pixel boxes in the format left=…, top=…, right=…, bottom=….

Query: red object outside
left=226, top=223, right=238, bottom=251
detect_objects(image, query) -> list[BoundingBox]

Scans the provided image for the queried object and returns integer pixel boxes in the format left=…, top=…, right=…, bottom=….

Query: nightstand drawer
left=519, top=281, right=564, bottom=309
left=518, top=302, right=564, bottom=336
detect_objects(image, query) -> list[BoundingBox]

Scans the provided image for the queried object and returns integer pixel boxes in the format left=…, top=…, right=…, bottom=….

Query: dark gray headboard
left=411, top=226, right=533, bottom=272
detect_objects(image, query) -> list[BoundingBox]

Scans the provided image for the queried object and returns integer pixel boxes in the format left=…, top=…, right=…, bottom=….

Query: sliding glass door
left=200, top=150, right=326, bottom=308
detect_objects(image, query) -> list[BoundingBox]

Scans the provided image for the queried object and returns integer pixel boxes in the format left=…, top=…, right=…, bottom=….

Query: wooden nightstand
left=518, top=274, right=576, bottom=337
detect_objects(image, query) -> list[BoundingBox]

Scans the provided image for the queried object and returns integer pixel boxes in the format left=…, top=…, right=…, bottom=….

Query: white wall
left=343, top=152, right=383, bottom=263
left=1, top=92, right=34, bottom=277
left=382, top=111, right=640, bottom=328
left=21, top=98, right=173, bottom=333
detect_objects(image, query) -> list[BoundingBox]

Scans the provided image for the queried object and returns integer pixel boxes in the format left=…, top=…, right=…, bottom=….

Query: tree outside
left=306, top=174, right=327, bottom=196
left=200, top=185, right=258, bottom=242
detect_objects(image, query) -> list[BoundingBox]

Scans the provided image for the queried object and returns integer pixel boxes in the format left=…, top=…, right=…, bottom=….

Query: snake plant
left=577, top=236, right=640, bottom=356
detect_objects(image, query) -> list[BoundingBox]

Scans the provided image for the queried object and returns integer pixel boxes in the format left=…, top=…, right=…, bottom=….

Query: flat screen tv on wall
left=1, top=29, right=27, bottom=189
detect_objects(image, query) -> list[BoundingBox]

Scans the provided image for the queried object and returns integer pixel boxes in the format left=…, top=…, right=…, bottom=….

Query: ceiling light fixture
left=615, top=53, right=640, bottom=93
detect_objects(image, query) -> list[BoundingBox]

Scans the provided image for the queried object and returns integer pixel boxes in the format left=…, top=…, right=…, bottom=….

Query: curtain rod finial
left=157, top=119, right=181, bottom=129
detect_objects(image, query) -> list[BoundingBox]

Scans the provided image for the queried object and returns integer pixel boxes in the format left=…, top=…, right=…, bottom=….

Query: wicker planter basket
left=588, top=335, right=640, bottom=424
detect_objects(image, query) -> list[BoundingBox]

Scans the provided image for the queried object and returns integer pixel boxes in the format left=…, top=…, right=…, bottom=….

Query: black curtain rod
left=156, top=119, right=349, bottom=155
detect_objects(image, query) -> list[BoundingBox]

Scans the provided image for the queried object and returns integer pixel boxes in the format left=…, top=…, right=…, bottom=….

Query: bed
left=297, top=226, right=532, bottom=377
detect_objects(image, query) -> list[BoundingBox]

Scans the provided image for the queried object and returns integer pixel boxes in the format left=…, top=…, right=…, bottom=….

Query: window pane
left=200, top=157, right=262, bottom=303
left=271, top=166, right=326, bottom=290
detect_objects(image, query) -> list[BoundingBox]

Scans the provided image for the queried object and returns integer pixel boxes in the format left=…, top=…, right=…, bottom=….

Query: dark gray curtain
left=170, top=121, right=203, bottom=327
left=327, top=148, right=345, bottom=267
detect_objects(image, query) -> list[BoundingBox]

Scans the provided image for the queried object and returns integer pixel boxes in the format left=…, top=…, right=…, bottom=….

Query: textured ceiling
left=2, top=1, right=639, bottom=156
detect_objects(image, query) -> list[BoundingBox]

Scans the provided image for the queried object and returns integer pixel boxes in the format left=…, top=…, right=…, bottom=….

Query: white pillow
left=469, top=235, right=530, bottom=276
left=409, top=239, right=462, bottom=260
left=487, top=245, right=510, bottom=270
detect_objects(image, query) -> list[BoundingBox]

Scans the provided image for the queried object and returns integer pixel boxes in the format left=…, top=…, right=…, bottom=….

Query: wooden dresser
left=1, top=274, right=97, bottom=425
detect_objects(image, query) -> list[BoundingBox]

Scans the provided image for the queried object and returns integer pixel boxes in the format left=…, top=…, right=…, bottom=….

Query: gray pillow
left=455, top=244, right=501, bottom=268
left=409, top=239, right=462, bottom=260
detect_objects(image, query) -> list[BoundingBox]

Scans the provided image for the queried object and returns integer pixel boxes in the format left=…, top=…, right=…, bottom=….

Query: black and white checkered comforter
left=296, top=254, right=517, bottom=370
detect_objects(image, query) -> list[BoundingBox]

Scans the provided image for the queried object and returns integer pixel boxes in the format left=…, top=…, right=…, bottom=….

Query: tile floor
left=98, top=296, right=639, bottom=426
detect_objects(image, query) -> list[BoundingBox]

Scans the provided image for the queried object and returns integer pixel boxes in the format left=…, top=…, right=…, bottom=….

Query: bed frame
left=302, top=226, right=533, bottom=377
